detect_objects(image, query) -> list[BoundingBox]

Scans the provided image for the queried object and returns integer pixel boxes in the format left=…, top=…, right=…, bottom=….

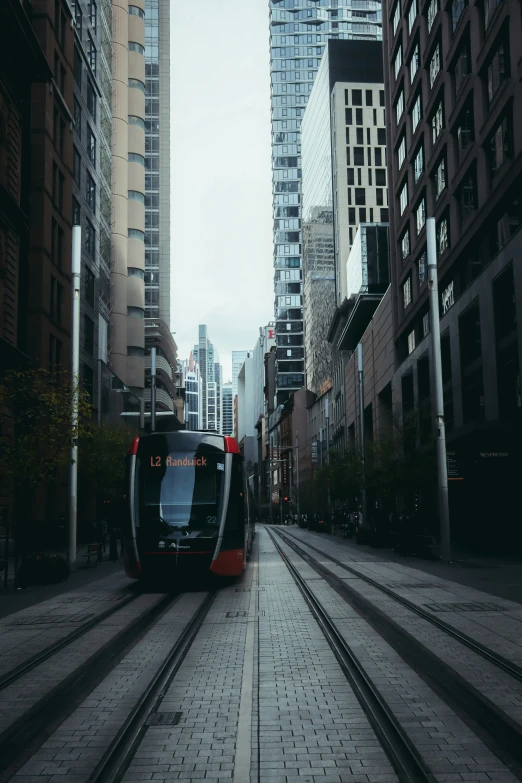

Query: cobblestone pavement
left=4, top=527, right=522, bottom=783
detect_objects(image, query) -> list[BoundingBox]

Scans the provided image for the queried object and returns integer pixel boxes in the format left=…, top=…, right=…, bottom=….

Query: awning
left=337, top=294, right=383, bottom=351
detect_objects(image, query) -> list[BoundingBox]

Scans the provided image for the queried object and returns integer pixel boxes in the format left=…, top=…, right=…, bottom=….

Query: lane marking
left=233, top=559, right=258, bottom=783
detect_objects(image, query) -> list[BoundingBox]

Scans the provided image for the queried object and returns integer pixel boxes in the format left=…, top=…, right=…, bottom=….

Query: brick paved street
left=2, top=526, right=522, bottom=783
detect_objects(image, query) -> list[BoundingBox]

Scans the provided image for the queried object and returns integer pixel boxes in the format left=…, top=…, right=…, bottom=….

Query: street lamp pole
left=427, top=218, right=452, bottom=562
left=357, top=343, right=367, bottom=526
left=69, top=225, right=81, bottom=570
left=150, top=346, right=157, bottom=433
left=296, top=432, right=300, bottom=523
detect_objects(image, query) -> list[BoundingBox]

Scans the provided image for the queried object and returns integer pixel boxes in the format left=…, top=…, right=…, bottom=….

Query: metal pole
left=150, top=346, right=157, bottom=432
left=357, top=343, right=367, bottom=527
left=325, top=398, right=331, bottom=524
left=296, top=433, right=300, bottom=524
left=69, top=225, right=81, bottom=570
left=288, top=449, right=292, bottom=510
left=427, top=218, right=451, bottom=562
left=268, top=438, right=273, bottom=524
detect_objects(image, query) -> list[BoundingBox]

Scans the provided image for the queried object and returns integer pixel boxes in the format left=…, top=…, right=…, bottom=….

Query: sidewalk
left=289, top=525, right=522, bottom=605
left=0, top=546, right=130, bottom=620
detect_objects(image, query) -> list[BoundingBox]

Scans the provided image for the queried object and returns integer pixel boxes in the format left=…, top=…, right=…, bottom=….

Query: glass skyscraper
left=269, top=0, right=382, bottom=405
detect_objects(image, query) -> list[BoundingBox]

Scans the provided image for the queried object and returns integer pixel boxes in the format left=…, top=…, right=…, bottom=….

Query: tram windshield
left=137, top=450, right=225, bottom=530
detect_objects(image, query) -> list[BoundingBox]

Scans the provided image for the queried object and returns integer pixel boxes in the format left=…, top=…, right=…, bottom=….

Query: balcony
left=145, top=353, right=173, bottom=380
left=143, top=387, right=174, bottom=412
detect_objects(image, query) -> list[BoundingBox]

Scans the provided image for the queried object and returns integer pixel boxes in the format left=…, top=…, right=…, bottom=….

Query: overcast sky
left=170, top=1, right=274, bottom=383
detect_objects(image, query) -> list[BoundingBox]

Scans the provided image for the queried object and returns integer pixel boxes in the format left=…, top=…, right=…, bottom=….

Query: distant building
left=182, top=351, right=202, bottom=431
left=222, top=383, right=234, bottom=436
left=194, top=325, right=222, bottom=432
left=232, top=350, right=248, bottom=400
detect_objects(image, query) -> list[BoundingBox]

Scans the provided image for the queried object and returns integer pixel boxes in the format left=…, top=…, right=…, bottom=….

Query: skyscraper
left=222, top=383, right=234, bottom=436
left=182, top=352, right=202, bottom=431
left=232, top=350, right=248, bottom=400
left=194, top=325, right=222, bottom=433
left=269, top=0, right=382, bottom=405
left=144, top=0, right=170, bottom=324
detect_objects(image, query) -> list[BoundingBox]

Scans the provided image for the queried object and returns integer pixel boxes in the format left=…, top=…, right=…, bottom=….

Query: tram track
left=270, top=527, right=522, bottom=781
left=267, top=526, right=433, bottom=782
left=277, top=527, right=522, bottom=683
left=86, top=590, right=217, bottom=783
left=0, top=591, right=179, bottom=781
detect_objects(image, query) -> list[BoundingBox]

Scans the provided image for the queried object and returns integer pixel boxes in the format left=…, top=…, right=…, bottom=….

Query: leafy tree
left=78, top=423, right=137, bottom=518
left=0, top=368, right=93, bottom=534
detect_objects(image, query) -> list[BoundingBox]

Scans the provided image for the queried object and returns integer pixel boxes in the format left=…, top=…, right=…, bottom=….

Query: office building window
left=376, top=188, right=384, bottom=205
left=84, top=315, right=94, bottom=355
left=399, top=181, right=408, bottom=215
left=356, top=108, right=363, bottom=125
left=438, top=216, right=449, bottom=255
left=393, top=0, right=401, bottom=34
left=396, top=90, right=404, bottom=125
left=416, top=197, right=426, bottom=233
left=459, top=168, right=477, bottom=221
left=347, top=168, right=354, bottom=185
left=432, top=100, right=444, bottom=145
left=429, top=44, right=441, bottom=88
left=73, top=146, right=81, bottom=185
left=88, top=35, right=96, bottom=74
left=346, top=108, right=353, bottom=124
left=375, top=148, right=383, bottom=166
left=408, top=330, right=416, bottom=354
left=403, top=275, right=412, bottom=308
left=427, top=0, right=438, bottom=33
left=408, top=0, right=418, bottom=32
left=74, top=98, right=81, bottom=138
left=487, top=40, right=509, bottom=105
left=355, top=188, right=365, bottom=205
left=484, top=0, right=503, bottom=29
left=394, top=45, right=403, bottom=79
left=354, top=147, right=364, bottom=165
left=87, top=127, right=96, bottom=167
left=456, top=101, right=473, bottom=160
left=377, top=128, right=386, bottom=146
left=376, top=168, right=386, bottom=186
left=365, top=90, right=373, bottom=106
left=489, top=114, right=512, bottom=176
left=87, top=81, right=96, bottom=120
left=451, top=0, right=467, bottom=30
left=349, top=208, right=356, bottom=224
left=435, top=157, right=446, bottom=199
left=86, top=220, right=95, bottom=257
left=86, top=173, right=95, bottom=212
left=414, top=144, right=424, bottom=183
left=410, top=43, right=420, bottom=83
left=73, top=197, right=80, bottom=226
left=454, top=40, right=470, bottom=94
left=412, top=93, right=422, bottom=133
left=352, top=89, right=362, bottom=105
left=401, top=228, right=410, bottom=260
left=417, top=250, right=427, bottom=282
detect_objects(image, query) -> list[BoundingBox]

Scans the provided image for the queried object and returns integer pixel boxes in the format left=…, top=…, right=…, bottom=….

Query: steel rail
left=87, top=590, right=217, bottom=783
left=267, top=527, right=434, bottom=783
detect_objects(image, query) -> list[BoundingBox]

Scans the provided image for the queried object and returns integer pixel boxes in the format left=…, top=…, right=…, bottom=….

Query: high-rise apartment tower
left=269, top=0, right=383, bottom=406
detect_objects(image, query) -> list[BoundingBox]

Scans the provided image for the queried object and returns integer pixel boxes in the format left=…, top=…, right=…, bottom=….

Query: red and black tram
left=123, top=431, right=255, bottom=582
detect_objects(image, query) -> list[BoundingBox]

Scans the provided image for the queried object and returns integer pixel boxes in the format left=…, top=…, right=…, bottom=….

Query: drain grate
left=226, top=611, right=248, bottom=618
left=8, top=613, right=94, bottom=626
left=423, top=602, right=506, bottom=613
left=146, top=712, right=182, bottom=727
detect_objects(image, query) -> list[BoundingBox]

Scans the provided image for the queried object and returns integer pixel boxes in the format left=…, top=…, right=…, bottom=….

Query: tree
left=78, top=423, right=137, bottom=519
left=0, top=368, right=93, bottom=540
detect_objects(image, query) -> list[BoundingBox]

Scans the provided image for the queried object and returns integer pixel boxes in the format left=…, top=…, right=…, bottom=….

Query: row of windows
left=348, top=207, right=389, bottom=225
left=344, top=88, right=385, bottom=107
left=346, top=124, right=386, bottom=145
left=346, top=147, right=386, bottom=167
left=348, top=187, right=387, bottom=207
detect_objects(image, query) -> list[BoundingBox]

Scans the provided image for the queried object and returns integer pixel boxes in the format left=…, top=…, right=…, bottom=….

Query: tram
left=123, top=431, right=255, bottom=581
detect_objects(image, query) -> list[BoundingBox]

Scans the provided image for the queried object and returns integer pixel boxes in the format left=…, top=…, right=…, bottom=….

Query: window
left=88, top=0, right=97, bottom=30
left=437, top=216, right=449, bottom=255
left=394, top=45, right=403, bottom=79
left=85, top=267, right=95, bottom=307
left=380, top=90, right=385, bottom=107
left=416, top=197, right=426, bottom=233
left=375, top=148, right=383, bottom=166
left=393, top=1, right=401, bottom=34
left=401, top=228, right=410, bottom=260
left=129, top=152, right=145, bottom=165
left=408, top=330, right=416, bottom=354
left=86, top=220, right=95, bottom=257
left=128, top=228, right=145, bottom=241
left=410, top=44, right=420, bottom=83
left=74, top=46, right=82, bottom=86
left=73, top=197, right=80, bottom=226
left=381, top=208, right=389, bottom=221
left=414, top=145, right=424, bottom=183
left=396, top=91, right=404, bottom=125
left=429, top=44, right=441, bottom=88
left=355, top=188, right=365, bottom=205
left=75, top=2, right=82, bottom=34
left=489, top=114, right=512, bottom=176
left=359, top=208, right=367, bottom=222
left=435, top=157, right=446, bottom=198
left=454, top=41, right=470, bottom=94
left=459, top=169, right=477, bottom=221
left=129, top=189, right=145, bottom=203
left=427, top=0, right=438, bottom=33
left=484, top=0, right=503, bottom=30
left=129, top=42, right=145, bottom=55
left=376, top=188, right=384, bottom=205
left=397, top=135, right=406, bottom=168
left=366, top=90, right=373, bottom=106
left=73, top=146, right=81, bottom=185
left=74, top=98, right=81, bottom=138
left=452, top=0, right=467, bottom=31
left=354, top=148, right=364, bottom=165
left=346, top=108, right=353, bottom=124
left=352, top=89, right=362, bottom=105
left=356, top=127, right=364, bottom=144
left=417, top=250, right=427, bottom=282
left=347, top=168, right=354, bottom=185
left=376, top=168, right=386, bottom=186
left=129, top=78, right=145, bottom=93
left=87, top=82, right=96, bottom=120
left=87, top=127, right=96, bottom=167
left=349, top=208, right=356, bottom=224
left=377, top=128, right=386, bottom=146
left=84, top=315, right=94, bottom=355
left=412, top=93, right=422, bottom=133
left=408, top=0, right=418, bottom=32
left=129, top=115, right=146, bottom=129
left=399, top=181, right=408, bottom=215
left=86, top=173, right=95, bottom=212
left=487, top=41, right=509, bottom=104
left=129, top=5, right=145, bottom=17
left=356, top=108, right=363, bottom=125
left=403, top=275, right=412, bottom=308
left=88, top=35, right=96, bottom=74
left=456, top=102, right=473, bottom=159
left=432, top=100, right=444, bottom=145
